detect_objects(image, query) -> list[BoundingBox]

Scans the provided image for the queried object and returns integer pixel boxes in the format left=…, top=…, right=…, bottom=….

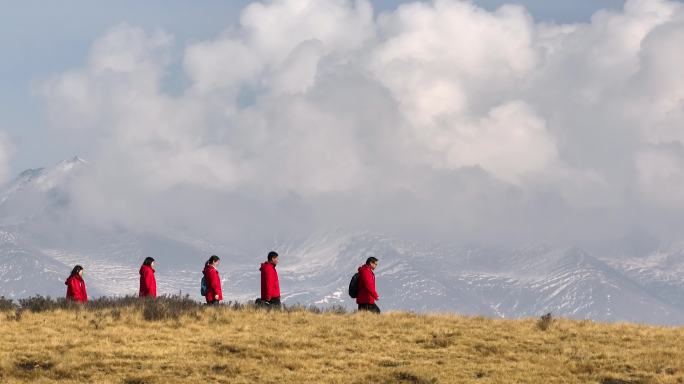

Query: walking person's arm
left=370, top=277, right=379, bottom=301
left=261, top=267, right=270, bottom=301
left=80, top=280, right=88, bottom=302
left=270, top=269, right=279, bottom=300
left=210, top=270, right=221, bottom=301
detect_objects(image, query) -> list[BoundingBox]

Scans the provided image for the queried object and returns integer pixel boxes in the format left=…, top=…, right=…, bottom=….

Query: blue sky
left=0, top=0, right=626, bottom=174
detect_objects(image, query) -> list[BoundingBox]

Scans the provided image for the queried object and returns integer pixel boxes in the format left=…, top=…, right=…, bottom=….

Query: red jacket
left=260, top=262, right=280, bottom=300
left=65, top=275, right=88, bottom=302
left=356, top=264, right=379, bottom=305
left=203, top=265, right=222, bottom=303
left=139, top=264, right=157, bottom=298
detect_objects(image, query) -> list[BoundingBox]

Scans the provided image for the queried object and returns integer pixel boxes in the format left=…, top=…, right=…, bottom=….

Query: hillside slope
left=1, top=303, right=683, bottom=383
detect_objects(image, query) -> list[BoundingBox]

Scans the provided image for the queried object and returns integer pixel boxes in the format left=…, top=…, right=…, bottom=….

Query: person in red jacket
left=357, top=257, right=380, bottom=313
left=139, top=257, right=157, bottom=298
left=65, top=265, right=88, bottom=303
left=203, top=255, right=223, bottom=305
left=259, top=251, right=281, bottom=307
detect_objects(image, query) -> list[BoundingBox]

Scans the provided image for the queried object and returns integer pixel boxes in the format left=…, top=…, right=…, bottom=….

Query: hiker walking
left=259, top=251, right=281, bottom=307
left=65, top=265, right=88, bottom=303
left=203, top=255, right=223, bottom=305
left=356, top=257, right=380, bottom=313
left=139, top=257, right=157, bottom=298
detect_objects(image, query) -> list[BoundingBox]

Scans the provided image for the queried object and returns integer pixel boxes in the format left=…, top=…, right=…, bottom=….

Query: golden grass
left=1, top=307, right=684, bottom=383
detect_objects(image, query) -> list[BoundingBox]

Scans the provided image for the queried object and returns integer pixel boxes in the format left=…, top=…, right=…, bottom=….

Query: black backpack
left=348, top=272, right=360, bottom=298
left=200, top=276, right=208, bottom=296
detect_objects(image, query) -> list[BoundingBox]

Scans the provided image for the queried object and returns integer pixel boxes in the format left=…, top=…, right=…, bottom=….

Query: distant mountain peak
left=16, top=167, right=45, bottom=181
left=65, top=156, right=87, bottom=164
left=55, top=156, right=87, bottom=172
left=0, top=156, right=88, bottom=210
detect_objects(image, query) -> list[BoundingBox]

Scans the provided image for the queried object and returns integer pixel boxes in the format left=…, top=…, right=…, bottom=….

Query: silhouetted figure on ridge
left=202, top=255, right=222, bottom=305
left=65, top=265, right=87, bottom=303
left=258, top=251, right=281, bottom=308
left=356, top=257, right=380, bottom=313
left=139, top=257, right=157, bottom=298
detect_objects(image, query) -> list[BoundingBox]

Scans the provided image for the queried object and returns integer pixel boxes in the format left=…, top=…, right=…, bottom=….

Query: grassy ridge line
left=0, top=299, right=683, bottom=383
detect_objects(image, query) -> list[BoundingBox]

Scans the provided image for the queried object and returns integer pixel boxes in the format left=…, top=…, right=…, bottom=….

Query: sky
left=2, top=0, right=684, bottom=252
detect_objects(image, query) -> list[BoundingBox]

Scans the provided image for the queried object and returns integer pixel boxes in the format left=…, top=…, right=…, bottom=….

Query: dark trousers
left=207, top=299, right=220, bottom=306
left=256, top=297, right=281, bottom=309
left=358, top=303, right=381, bottom=313
left=268, top=297, right=281, bottom=307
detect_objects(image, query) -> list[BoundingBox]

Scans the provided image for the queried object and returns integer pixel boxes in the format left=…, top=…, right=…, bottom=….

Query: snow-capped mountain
left=0, top=156, right=85, bottom=226
left=603, top=249, right=684, bottom=313
left=246, top=237, right=684, bottom=324
left=2, top=158, right=684, bottom=325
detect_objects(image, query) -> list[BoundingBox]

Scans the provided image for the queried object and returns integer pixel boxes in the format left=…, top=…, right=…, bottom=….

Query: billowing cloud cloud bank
left=39, top=0, right=684, bottom=250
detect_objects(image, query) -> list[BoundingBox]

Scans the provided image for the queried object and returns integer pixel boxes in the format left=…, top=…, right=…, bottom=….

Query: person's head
left=143, top=257, right=155, bottom=267
left=365, top=257, right=378, bottom=271
left=267, top=251, right=279, bottom=266
left=206, top=255, right=220, bottom=267
left=71, top=265, right=84, bottom=277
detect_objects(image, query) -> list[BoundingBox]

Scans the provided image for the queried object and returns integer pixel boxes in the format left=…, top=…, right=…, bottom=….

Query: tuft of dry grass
left=0, top=296, right=16, bottom=312
left=537, top=312, right=554, bottom=331
left=1, top=300, right=684, bottom=383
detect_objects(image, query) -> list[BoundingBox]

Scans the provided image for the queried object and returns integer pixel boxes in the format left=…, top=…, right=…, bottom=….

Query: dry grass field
left=1, top=298, right=683, bottom=384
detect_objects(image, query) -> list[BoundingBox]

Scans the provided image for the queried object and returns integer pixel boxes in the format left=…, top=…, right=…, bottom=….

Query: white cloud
left=37, top=0, right=684, bottom=247
left=373, top=1, right=537, bottom=122
left=438, top=101, right=557, bottom=183
left=240, top=0, right=374, bottom=61
left=636, top=143, right=684, bottom=208
left=184, top=38, right=262, bottom=94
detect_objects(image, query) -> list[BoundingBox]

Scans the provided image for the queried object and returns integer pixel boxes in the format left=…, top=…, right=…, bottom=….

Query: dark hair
left=70, top=265, right=84, bottom=277
left=365, top=257, right=378, bottom=265
left=267, top=251, right=279, bottom=261
left=206, top=255, right=220, bottom=266
left=143, top=257, right=155, bottom=266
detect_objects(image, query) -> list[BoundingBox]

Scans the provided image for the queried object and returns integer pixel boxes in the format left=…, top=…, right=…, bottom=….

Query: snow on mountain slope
left=458, top=247, right=684, bottom=323
left=221, top=235, right=684, bottom=324
left=0, top=229, right=103, bottom=299
left=38, top=232, right=214, bottom=298
left=603, top=248, right=684, bottom=312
